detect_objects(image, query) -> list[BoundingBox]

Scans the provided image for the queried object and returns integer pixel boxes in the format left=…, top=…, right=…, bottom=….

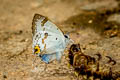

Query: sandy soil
left=0, top=0, right=120, bottom=80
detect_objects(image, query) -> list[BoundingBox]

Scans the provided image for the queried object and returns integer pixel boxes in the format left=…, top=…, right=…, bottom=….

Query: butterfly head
left=64, top=34, right=74, bottom=46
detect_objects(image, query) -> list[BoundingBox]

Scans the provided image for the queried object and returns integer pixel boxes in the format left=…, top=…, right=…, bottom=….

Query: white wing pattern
left=32, top=14, right=71, bottom=63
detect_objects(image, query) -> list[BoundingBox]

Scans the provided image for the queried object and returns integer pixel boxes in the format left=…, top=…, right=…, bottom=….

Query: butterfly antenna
left=65, top=32, right=70, bottom=35
left=65, top=32, right=74, bottom=44
left=70, top=39, right=74, bottom=44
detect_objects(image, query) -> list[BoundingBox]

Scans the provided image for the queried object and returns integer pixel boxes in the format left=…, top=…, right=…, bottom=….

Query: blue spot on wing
left=40, top=54, right=51, bottom=64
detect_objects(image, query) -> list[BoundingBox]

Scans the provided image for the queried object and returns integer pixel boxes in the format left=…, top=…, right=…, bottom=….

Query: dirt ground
left=0, top=0, right=120, bottom=80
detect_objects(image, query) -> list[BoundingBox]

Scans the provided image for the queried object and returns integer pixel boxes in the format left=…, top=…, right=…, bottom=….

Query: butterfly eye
left=64, top=35, right=68, bottom=38
left=34, top=45, right=40, bottom=54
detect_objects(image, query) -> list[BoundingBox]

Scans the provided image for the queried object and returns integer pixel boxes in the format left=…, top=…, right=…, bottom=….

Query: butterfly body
left=32, top=14, right=72, bottom=63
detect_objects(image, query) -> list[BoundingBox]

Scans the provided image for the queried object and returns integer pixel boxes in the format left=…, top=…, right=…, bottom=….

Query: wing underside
left=32, top=14, right=66, bottom=55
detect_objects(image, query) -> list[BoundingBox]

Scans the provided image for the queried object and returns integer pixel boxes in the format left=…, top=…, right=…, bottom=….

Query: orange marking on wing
left=42, top=39, right=44, bottom=44
left=44, top=44, right=46, bottom=50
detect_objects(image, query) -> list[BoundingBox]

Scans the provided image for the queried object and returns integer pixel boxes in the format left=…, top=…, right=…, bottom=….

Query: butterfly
left=32, top=14, right=73, bottom=64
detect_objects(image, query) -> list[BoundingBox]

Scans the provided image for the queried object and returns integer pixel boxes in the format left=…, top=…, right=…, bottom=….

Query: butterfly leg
left=56, top=51, right=63, bottom=62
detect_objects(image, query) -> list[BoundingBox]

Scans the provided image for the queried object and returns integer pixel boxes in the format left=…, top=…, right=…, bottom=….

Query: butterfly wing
left=32, top=14, right=66, bottom=56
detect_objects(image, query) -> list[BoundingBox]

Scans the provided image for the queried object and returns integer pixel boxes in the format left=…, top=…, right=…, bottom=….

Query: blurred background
left=0, top=0, right=120, bottom=80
